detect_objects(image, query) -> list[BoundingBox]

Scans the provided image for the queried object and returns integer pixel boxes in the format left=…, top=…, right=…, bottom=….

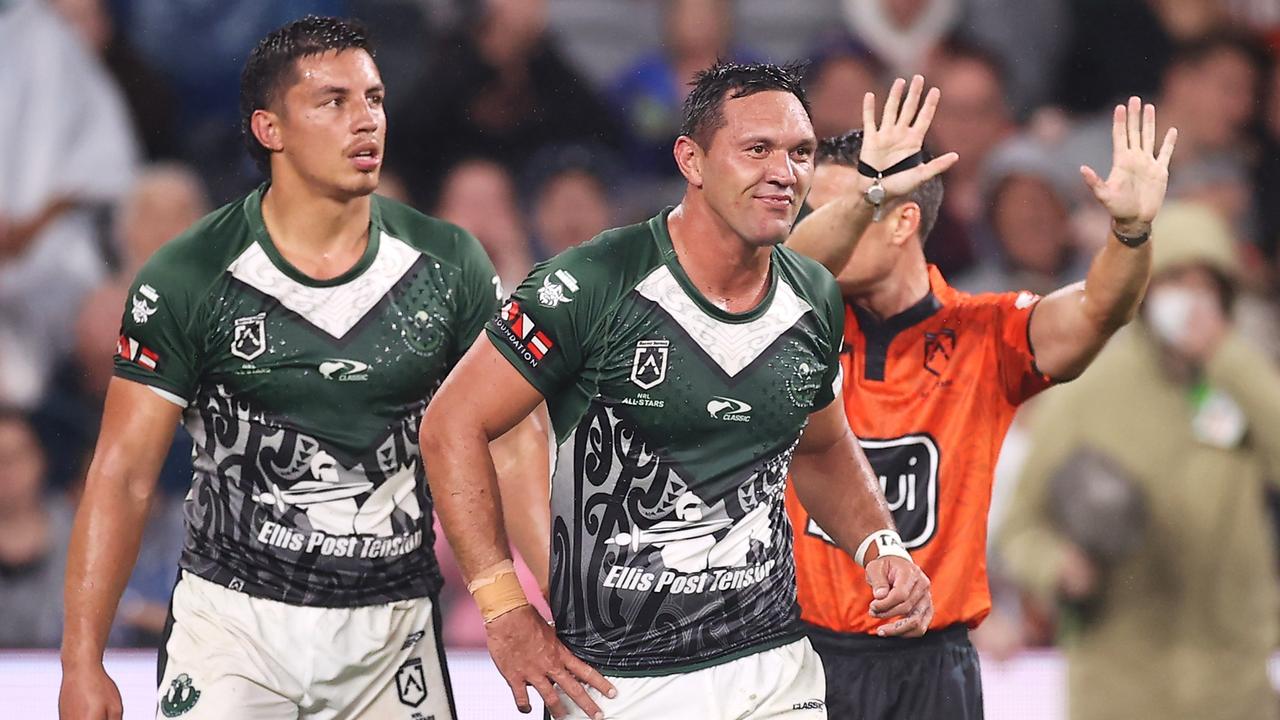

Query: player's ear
left=251, top=109, right=285, bottom=155
left=673, top=135, right=705, bottom=188
left=889, top=202, right=922, bottom=247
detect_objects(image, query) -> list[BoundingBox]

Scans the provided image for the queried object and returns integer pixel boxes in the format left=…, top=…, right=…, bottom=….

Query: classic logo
left=923, top=328, right=956, bottom=377
left=707, top=396, right=751, bottom=422
left=395, top=657, right=428, bottom=707
left=630, top=339, right=669, bottom=390
left=806, top=434, right=940, bottom=549
left=131, top=285, right=158, bottom=324
left=537, top=269, right=579, bottom=308
left=231, top=313, right=267, bottom=362
left=319, top=359, right=370, bottom=382
left=159, top=673, right=200, bottom=717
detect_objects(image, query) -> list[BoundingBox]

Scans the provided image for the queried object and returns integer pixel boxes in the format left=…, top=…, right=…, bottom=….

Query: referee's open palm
left=858, top=75, right=959, bottom=200
left=1081, top=96, right=1178, bottom=226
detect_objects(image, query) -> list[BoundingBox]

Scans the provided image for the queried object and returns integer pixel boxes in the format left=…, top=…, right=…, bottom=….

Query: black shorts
left=806, top=622, right=983, bottom=720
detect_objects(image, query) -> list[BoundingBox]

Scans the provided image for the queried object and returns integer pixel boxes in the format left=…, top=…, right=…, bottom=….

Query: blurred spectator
left=805, top=37, right=884, bottom=142
left=524, top=144, right=616, bottom=258
left=50, top=0, right=179, bottom=160
left=998, top=203, right=1280, bottom=720
left=955, top=0, right=1070, bottom=116
left=608, top=0, right=747, bottom=176
left=1056, top=0, right=1243, bottom=114
left=839, top=0, right=960, bottom=78
left=76, top=165, right=210, bottom=401
left=434, top=158, right=534, bottom=291
left=0, top=0, right=139, bottom=410
left=922, top=40, right=1016, bottom=277
left=110, top=0, right=347, bottom=200
left=1255, top=49, right=1280, bottom=263
left=0, top=408, right=72, bottom=649
left=956, top=137, right=1087, bottom=295
left=1055, top=33, right=1266, bottom=223
left=392, top=0, right=622, bottom=206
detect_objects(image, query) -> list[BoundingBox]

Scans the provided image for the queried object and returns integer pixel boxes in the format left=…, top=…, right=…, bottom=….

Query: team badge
left=231, top=313, right=267, bottom=361
left=395, top=657, right=428, bottom=707
left=537, top=269, right=579, bottom=308
left=630, top=339, right=669, bottom=390
left=923, top=329, right=956, bottom=377
left=159, top=673, right=201, bottom=717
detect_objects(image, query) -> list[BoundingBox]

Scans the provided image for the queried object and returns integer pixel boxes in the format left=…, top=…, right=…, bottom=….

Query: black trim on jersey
left=221, top=255, right=435, bottom=351
left=155, top=570, right=182, bottom=688
left=432, top=600, right=459, bottom=719
left=850, top=293, right=942, bottom=381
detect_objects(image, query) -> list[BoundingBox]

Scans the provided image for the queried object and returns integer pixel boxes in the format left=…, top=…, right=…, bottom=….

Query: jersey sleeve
left=992, top=290, right=1054, bottom=405
left=113, top=251, right=203, bottom=403
left=446, top=228, right=502, bottom=368
left=485, top=254, right=602, bottom=399
left=811, top=276, right=845, bottom=412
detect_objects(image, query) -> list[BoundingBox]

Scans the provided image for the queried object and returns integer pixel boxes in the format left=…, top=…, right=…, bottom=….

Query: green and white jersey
left=486, top=208, right=844, bottom=675
left=114, top=186, right=499, bottom=607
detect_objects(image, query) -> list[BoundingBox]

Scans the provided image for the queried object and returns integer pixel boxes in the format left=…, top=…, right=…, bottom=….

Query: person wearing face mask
left=997, top=201, right=1280, bottom=720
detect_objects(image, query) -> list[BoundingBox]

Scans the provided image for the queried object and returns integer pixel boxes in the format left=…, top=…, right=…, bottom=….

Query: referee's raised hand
left=858, top=75, right=959, bottom=201
left=485, top=605, right=616, bottom=719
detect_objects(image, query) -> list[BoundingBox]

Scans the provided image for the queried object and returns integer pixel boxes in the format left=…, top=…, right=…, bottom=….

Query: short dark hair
left=240, top=16, right=375, bottom=174
left=816, top=130, right=944, bottom=242
left=679, top=60, right=812, bottom=148
left=1168, top=30, right=1269, bottom=77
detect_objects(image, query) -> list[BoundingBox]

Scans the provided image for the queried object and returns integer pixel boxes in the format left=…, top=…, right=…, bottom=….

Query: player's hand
left=1080, top=96, right=1177, bottom=233
left=58, top=662, right=124, bottom=720
left=865, top=555, right=933, bottom=637
left=485, top=604, right=616, bottom=719
left=858, top=75, right=959, bottom=201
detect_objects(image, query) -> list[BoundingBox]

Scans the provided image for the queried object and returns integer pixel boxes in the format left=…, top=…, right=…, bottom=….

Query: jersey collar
left=244, top=184, right=384, bottom=289
left=648, top=206, right=781, bottom=324
left=846, top=266, right=947, bottom=382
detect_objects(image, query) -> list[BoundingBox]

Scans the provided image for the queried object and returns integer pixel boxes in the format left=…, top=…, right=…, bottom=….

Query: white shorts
left=556, top=638, right=827, bottom=719
left=155, top=571, right=454, bottom=720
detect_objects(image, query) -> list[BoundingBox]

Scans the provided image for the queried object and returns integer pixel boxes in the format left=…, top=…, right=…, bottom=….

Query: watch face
left=867, top=184, right=886, bottom=204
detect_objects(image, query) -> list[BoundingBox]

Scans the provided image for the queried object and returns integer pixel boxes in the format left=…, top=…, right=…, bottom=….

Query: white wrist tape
left=855, top=529, right=911, bottom=567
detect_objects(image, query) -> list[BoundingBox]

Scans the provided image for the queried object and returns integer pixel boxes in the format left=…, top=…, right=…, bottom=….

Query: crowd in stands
left=4, top=0, right=1280, bottom=701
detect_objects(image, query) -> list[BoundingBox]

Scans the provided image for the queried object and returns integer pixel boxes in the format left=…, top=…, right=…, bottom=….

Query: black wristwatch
left=1112, top=220, right=1151, bottom=248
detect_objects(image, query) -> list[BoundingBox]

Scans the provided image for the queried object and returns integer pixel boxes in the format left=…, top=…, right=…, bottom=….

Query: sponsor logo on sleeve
left=494, top=301, right=555, bottom=367
left=131, top=284, right=159, bottom=324
left=537, top=269, right=579, bottom=308
left=116, top=335, right=160, bottom=371
left=1015, top=291, right=1039, bottom=309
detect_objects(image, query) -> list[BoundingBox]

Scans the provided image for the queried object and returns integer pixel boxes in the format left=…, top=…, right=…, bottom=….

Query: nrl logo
left=630, top=339, right=669, bottom=390
left=396, top=658, right=428, bottom=707
left=159, top=673, right=201, bottom=717
left=231, top=313, right=267, bottom=362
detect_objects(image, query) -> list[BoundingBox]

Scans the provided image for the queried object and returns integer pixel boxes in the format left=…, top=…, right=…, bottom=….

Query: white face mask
left=1143, top=284, right=1217, bottom=347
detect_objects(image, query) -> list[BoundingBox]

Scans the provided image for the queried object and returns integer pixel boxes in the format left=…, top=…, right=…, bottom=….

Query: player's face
left=698, top=91, right=816, bottom=247
left=807, top=163, right=897, bottom=292
left=274, top=49, right=386, bottom=198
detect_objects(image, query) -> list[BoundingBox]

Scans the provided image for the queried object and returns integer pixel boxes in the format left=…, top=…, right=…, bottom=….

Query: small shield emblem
left=395, top=658, right=428, bottom=707
left=231, top=313, right=267, bottom=361
left=630, top=339, right=669, bottom=390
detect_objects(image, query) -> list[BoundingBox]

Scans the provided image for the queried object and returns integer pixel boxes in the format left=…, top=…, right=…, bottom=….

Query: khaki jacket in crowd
left=999, top=327, right=1280, bottom=720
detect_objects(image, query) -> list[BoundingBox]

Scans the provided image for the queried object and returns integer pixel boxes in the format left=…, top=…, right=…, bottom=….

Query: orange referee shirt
left=787, top=266, right=1052, bottom=635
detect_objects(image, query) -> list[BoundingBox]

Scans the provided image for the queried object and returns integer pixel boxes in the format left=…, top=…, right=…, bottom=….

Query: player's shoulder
left=940, top=282, right=1042, bottom=323
left=538, top=217, right=665, bottom=293
left=135, top=194, right=256, bottom=295
left=373, top=194, right=487, bottom=271
left=774, top=245, right=842, bottom=313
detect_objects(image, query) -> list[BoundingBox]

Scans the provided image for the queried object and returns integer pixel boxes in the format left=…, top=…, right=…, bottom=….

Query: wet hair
left=240, top=16, right=375, bottom=174
left=816, top=130, right=944, bottom=242
left=679, top=60, right=811, bottom=148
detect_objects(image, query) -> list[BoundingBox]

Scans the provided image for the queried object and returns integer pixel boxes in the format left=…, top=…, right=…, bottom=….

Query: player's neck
left=260, top=178, right=373, bottom=282
left=667, top=201, right=773, bottom=314
left=850, top=261, right=931, bottom=321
